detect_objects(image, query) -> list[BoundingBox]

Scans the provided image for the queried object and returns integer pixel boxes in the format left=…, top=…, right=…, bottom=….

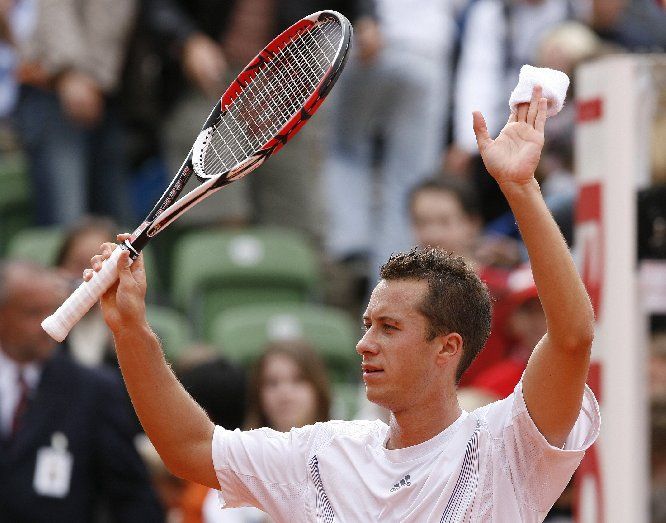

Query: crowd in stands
left=0, top=0, right=665, bottom=521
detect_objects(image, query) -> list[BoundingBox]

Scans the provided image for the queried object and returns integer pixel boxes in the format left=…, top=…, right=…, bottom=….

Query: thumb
left=472, top=111, right=492, bottom=152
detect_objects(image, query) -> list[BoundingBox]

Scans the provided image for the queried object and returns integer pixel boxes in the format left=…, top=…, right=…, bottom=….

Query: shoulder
left=214, top=419, right=387, bottom=459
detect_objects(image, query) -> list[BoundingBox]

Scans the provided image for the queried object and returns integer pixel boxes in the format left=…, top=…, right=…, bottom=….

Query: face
left=507, top=298, right=547, bottom=351
left=411, top=190, right=480, bottom=257
left=59, top=229, right=111, bottom=278
left=260, top=353, right=318, bottom=432
left=358, top=279, right=454, bottom=413
left=0, top=269, right=65, bottom=363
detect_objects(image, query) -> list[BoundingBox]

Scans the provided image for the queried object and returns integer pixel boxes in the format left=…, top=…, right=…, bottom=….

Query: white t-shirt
left=211, top=382, right=600, bottom=522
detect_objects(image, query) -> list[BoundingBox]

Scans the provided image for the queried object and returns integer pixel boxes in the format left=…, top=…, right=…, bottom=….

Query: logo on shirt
left=390, top=474, right=411, bottom=493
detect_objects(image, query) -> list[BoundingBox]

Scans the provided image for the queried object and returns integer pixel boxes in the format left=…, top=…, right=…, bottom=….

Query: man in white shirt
left=90, top=85, right=599, bottom=521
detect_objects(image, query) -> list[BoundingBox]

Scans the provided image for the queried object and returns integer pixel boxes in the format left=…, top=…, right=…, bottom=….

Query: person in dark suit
left=0, top=260, right=164, bottom=523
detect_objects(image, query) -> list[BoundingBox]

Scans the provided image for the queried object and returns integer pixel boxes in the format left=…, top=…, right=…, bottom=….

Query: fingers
left=526, top=85, right=542, bottom=127
left=507, top=111, right=517, bottom=124
left=472, top=111, right=492, bottom=152
left=116, top=248, right=133, bottom=275
left=535, top=97, right=548, bottom=134
left=86, top=241, right=117, bottom=275
left=516, top=103, right=528, bottom=123
left=84, top=234, right=130, bottom=280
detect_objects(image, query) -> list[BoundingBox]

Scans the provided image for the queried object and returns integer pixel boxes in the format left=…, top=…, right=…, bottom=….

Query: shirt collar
left=0, top=343, right=43, bottom=390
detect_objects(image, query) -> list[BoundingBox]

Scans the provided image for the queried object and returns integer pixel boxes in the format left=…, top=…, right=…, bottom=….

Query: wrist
left=498, top=177, right=542, bottom=200
left=111, top=321, right=155, bottom=345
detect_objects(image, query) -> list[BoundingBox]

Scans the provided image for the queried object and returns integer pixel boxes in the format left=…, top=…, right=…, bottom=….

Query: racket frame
left=41, top=10, right=352, bottom=342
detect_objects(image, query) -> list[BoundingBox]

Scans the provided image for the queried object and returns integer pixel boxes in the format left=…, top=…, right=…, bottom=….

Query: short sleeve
left=502, top=381, right=600, bottom=512
left=211, top=425, right=315, bottom=511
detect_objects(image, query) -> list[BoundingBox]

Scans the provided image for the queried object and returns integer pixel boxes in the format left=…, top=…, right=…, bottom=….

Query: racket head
left=192, top=10, right=352, bottom=183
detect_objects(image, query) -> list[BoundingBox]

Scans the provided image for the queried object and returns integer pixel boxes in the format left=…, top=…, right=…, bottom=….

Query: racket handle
left=42, top=247, right=130, bottom=342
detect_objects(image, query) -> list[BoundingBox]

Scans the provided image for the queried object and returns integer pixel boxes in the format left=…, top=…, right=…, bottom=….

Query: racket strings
left=201, top=19, right=343, bottom=176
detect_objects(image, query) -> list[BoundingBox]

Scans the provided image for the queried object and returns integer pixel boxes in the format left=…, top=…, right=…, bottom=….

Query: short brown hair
left=379, top=247, right=492, bottom=383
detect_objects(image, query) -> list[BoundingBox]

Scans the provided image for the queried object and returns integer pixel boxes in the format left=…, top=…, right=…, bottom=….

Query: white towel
left=509, top=65, right=570, bottom=117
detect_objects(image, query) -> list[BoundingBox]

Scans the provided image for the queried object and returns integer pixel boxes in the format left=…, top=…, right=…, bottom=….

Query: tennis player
left=89, top=85, right=599, bottom=521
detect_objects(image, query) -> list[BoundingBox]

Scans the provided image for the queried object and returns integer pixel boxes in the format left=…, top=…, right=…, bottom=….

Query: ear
left=434, top=332, right=463, bottom=367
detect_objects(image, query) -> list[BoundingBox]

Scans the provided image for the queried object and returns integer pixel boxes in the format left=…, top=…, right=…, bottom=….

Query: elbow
left=163, top=453, right=202, bottom=483
left=557, top=323, right=594, bottom=355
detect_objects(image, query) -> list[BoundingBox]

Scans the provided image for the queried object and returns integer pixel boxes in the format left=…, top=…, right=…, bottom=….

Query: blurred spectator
left=188, top=340, right=332, bottom=522
left=244, top=339, right=331, bottom=431
left=458, top=266, right=545, bottom=407
left=591, top=0, right=666, bottom=52
left=140, top=351, right=249, bottom=523
left=651, top=399, right=666, bottom=523
left=450, top=0, right=588, bottom=225
left=154, top=1, right=372, bottom=243
left=0, top=260, right=163, bottom=522
left=15, top=0, right=136, bottom=226
left=54, top=216, right=117, bottom=368
left=408, top=177, right=515, bottom=386
left=323, top=0, right=468, bottom=278
left=0, top=0, right=32, bottom=120
left=650, top=331, right=666, bottom=402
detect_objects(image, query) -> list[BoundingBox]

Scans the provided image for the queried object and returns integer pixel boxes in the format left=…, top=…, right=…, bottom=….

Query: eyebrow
left=362, top=314, right=401, bottom=324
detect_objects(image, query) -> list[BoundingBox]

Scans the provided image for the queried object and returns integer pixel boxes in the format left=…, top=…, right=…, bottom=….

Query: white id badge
left=33, top=432, right=73, bottom=498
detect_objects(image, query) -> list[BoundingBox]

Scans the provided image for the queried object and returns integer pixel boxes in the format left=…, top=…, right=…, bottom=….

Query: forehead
left=414, top=188, right=460, bottom=207
left=2, top=269, right=64, bottom=309
left=365, top=279, right=429, bottom=318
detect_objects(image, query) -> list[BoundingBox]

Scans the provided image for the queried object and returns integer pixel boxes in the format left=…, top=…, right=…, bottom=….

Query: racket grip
left=42, top=247, right=130, bottom=342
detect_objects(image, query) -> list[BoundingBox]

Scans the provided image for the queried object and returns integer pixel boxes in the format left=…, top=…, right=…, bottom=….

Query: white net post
left=573, top=54, right=666, bottom=523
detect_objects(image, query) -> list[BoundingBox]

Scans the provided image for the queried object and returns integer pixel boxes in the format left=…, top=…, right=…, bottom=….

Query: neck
left=386, top=391, right=462, bottom=450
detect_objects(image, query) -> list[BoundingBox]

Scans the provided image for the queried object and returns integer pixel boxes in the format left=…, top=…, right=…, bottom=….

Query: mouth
left=362, top=364, right=384, bottom=379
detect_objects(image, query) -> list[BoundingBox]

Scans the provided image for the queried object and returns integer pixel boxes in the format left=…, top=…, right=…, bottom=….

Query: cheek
left=260, top=386, right=280, bottom=414
left=294, top=384, right=318, bottom=416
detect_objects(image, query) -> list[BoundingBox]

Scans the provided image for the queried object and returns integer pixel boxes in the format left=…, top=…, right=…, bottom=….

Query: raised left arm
left=474, top=85, right=594, bottom=448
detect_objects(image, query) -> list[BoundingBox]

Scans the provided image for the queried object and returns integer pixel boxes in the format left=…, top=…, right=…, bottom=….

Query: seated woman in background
left=55, top=215, right=118, bottom=367
left=184, top=339, right=332, bottom=523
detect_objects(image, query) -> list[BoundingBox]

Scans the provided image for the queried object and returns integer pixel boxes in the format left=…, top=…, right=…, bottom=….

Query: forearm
left=112, top=323, right=216, bottom=485
left=501, top=179, right=594, bottom=349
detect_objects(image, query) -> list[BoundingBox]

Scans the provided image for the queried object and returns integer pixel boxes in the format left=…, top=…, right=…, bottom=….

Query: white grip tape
left=41, top=247, right=130, bottom=342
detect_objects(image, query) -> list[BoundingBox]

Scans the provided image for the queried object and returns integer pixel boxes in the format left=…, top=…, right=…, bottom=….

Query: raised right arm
left=89, top=239, right=218, bottom=488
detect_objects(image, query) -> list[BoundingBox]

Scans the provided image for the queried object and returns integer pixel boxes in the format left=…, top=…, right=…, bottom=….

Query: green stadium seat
left=0, top=152, right=31, bottom=254
left=6, top=226, right=64, bottom=265
left=6, top=226, right=163, bottom=300
left=209, top=302, right=359, bottom=383
left=146, top=305, right=193, bottom=362
left=171, top=227, right=320, bottom=338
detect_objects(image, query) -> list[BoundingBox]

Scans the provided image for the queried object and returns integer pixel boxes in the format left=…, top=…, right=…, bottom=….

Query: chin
left=365, top=389, right=395, bottom=411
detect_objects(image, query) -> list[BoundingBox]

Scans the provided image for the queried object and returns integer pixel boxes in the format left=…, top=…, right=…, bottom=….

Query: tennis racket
left=42, top=10, right=352, bottom=342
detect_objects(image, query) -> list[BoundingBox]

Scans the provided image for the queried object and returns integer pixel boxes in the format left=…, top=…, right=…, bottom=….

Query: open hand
left=473, top=85, right=547, bottom=188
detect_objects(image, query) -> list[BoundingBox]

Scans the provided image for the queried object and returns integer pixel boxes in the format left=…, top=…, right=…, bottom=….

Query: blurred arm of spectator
left=444, top=143, right=474, bottom=177
left=452, top=1, right=505, bottom=156
left=181, top=33, right=227, bottom=99
left=590, top=0, right=627, bottom=31
left=55, top=70, right=104, bottom=128
left=475, top=233, right=524, bottom=268
left=19, top=0, right=136, bottom=126
left=354, top=15, right=383, bottom=65
left=142, top=0, right=227, bottom=98
left=0, top=0, right=13, bottom=44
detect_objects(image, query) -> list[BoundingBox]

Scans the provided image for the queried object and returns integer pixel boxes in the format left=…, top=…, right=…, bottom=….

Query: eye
left=383, top=324, right=398, bottom=332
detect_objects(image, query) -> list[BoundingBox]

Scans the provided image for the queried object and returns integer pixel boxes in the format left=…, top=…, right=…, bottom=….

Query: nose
left=356, top=328, right=379, bottom=356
